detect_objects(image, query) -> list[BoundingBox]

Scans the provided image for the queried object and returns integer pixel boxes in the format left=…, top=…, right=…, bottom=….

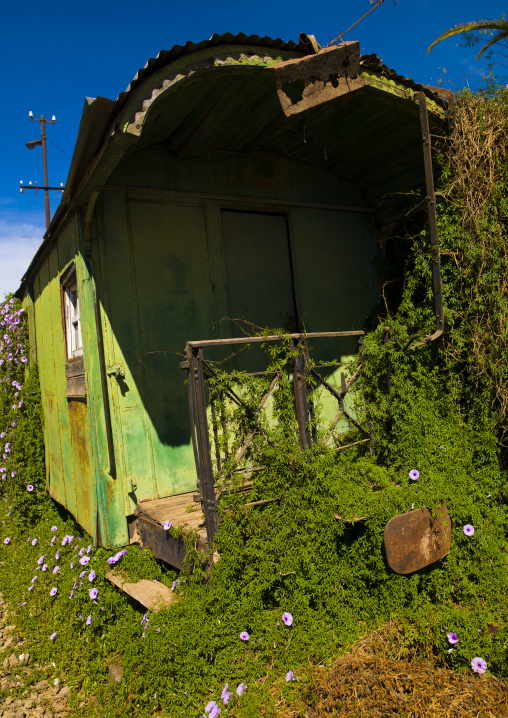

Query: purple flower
left=55, top=550, right=60, bottom=559
left=21, top=357, right=27, bottom=364
left=89, top=588, right=98, bottom=600
left=51, top=526, right=57, bottom=532
left=37, top=555, right=45, bottom=565
left=107, top=556, right=117, bottom=566
left=282, top=612, right=293, bottom=627
left=205, top=702, right=221, bottom=717
left=221, top=684, right=232, bottom=705
left=89, top=570, right=96, bottom=582
left=171, top=581, right=176, bottom=591
left=31, top=538, right=37, bottom=546
left=409, top=469, right=419, bottom=481
left=42, top=564, right=48, bottom=571
left=27, top=485, right=34, bottom=492
left=79, top=570, right=86, bottom=578
left=286, top=670, right=294, bottom=682
left=50, top=587, right=57, bottom=597
left=236, top=683, right=247, bottom=697
left=79, top=556, right=90, bottom=566
left=447, top=632, right=459, bottom=645
left=86, top=615, right=92, bottom=626
left=471, top=657, right=487, bottom=674
left=53, top=566, right=60, bottom=574
left=50, top=632, right=56, bottom=640
left=31, top=576, right=37, bottom=583
left=463, top=524, right=475, bottom=536
left=3, top=538, right=10, bottom=545
left=11, top=471, right=16, bottom=478
left=163, top=521, right=171, bottom=530
left=240, top=631, right=249, bottom=641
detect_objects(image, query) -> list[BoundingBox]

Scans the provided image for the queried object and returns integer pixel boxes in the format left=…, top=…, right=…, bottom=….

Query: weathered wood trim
left=65, top=355, right=86, bottom=398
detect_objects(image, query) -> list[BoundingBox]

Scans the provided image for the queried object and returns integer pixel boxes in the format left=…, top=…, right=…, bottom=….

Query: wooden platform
left=128, top=491, right=208, bottom=569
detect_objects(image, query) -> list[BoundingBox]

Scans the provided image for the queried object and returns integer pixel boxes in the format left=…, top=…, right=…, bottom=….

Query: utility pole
left=20, top=111, right=64, bottom=231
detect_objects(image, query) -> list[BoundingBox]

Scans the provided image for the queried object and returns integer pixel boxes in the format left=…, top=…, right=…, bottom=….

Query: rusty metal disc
left=384, top=501, right=451, bottom=575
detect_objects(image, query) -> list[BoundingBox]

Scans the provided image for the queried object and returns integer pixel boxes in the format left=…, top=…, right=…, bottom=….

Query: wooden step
left=107, top=571, right=176, bottom=611
left=128, top=491, right=208, bottom=569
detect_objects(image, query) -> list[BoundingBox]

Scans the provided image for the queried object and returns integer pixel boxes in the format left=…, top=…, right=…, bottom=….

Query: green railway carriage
left=15, top=33, right=450, bottom=551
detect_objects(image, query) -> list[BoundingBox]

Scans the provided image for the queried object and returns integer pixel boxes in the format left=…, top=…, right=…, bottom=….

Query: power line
left=46, top=138, right=71, bottom=159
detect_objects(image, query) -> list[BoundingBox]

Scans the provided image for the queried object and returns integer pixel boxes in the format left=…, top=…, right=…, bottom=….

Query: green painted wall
left=30, top=219, right=98, bottom=541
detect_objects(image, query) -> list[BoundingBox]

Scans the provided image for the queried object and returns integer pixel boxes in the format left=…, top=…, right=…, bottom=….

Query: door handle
left=106, top=364, right=125, bottom=379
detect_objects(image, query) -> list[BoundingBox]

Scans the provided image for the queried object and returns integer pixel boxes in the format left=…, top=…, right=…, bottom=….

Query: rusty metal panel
left=67, top=399, right=95, bottom=538
left=274, top=42, right=363, bottom=117
left=384, top=502, right=452, bottom=574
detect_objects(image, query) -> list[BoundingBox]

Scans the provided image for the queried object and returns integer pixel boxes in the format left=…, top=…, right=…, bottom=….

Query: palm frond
left=477, top=29, right=508, bottom=60
left=427, top=18, right=508, bottom=55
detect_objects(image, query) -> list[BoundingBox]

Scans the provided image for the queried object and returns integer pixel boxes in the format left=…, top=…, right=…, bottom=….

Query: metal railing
left=182, top=331, right=370, bottom=545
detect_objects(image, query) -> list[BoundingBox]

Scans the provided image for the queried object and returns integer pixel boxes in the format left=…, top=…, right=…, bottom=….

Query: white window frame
left=62, top=272, right=83, bottom=359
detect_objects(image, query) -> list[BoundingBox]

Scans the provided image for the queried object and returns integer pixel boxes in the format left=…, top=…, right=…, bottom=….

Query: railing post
left=291, top=338, right=312, bottom=450
left=188, top=346, right=219, bottom=546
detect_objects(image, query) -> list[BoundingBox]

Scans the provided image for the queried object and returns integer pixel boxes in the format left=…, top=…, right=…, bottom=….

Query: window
left=62, top=269, right=83, bottom=359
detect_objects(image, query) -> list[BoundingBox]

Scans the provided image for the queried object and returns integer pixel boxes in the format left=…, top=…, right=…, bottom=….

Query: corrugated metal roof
left=16, top=33, right=451, bottom=296
left=116, top=32, right=306, bottom=106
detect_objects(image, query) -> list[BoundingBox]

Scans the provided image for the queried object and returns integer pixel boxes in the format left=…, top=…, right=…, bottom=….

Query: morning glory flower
left=50, top=632, right=56, bottom=640
left=463, top=524, right=475, bottom=536
left=27, top=485, right=34, bottom=492
left=50, top=587, right=57, bottom=597
left=447, top=632, right=459, bottom=644
left=89, top=588, right=98, bottom=600
left=163, top=521, right=171, bottom=530
left=88, top=570, right=96, bottom=582
left=79, top=556, right=90, bottom=566
left=51, top=526, right=57, bottom=532
left=21, top=357, right=27, bottom=364
left=282, top=612, right=293, bottom=626
left=37, top=555, right=45, bottom=565
left=221, top=684, right=232, bottom=705
left=3, top=538, right=10, bottom=545
left=240, top=631, right=249, bottom=641
left=31, top=539, right=37, bottom=546
left=236, top=683, right=247, bottom=697
left=42, top=564, right=48, bottom=571
left=286, top=670, right=294, bottom=682
left=409, top=469, right=419, bottom=481
left=471, top=657, right=487, bottom=674
left=79, top=571, right=86, bottom=578
left=53, top=566, right=60, bottom=574
left=55, top=550, right=60, bottom=559
left=86, top=615, right=92, bottom=626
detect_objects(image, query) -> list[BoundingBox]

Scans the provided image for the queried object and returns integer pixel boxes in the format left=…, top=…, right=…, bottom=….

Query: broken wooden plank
left=107, top=571, right=176, bottom=611
left=384, top=501, right=451, bottom=575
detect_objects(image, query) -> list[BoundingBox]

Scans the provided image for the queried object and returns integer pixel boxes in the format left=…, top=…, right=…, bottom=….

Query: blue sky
left=1, top=0, right=506, bottom=298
